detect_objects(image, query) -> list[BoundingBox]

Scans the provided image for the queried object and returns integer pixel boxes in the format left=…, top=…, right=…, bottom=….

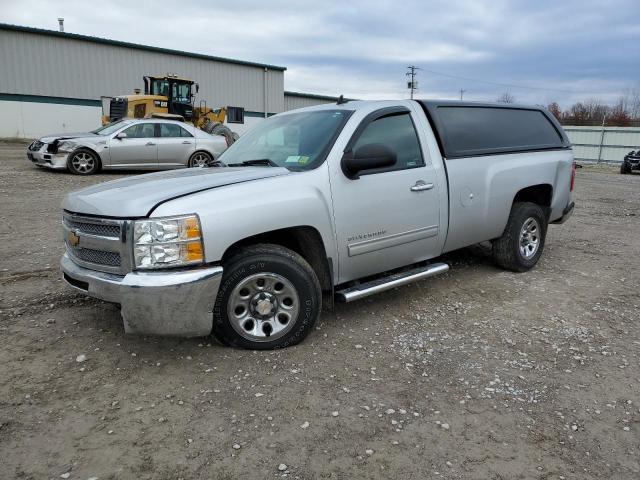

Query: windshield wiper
left=227, top=159, right=278, bottom=167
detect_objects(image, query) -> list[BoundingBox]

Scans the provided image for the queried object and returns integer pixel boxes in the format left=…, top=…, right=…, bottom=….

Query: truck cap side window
left=421, top=104, right=569, bottom=158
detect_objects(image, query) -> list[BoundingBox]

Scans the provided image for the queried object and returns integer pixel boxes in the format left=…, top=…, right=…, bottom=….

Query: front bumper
left=623, top=158, right=640, bottom=170
left=27, top=148, right=69, bottom=170
left=61, top=253, right=223, bottom=336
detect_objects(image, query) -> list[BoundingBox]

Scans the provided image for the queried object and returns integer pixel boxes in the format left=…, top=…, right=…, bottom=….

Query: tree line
left=496, top=88, right=640, bottom=127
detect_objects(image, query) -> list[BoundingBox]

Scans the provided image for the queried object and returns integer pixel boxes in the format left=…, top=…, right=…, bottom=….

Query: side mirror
left=115, top=132, right=127, bottom=140
left=342, top=143, right=397, bottom=179
left=195, top=83, right=199, bottom=94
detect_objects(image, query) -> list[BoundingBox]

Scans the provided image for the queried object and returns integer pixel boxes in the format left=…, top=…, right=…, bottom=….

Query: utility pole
left=459, top=89, right=466, bottom=100
left=406, top=66, right=420, bottom=99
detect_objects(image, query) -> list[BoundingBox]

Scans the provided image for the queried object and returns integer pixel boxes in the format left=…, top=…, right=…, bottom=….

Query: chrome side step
left=335, top=262, right=449, bottom=303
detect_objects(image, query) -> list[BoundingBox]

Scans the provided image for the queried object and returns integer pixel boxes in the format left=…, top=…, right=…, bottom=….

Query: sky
left=1, top=0, right=639, bottom=107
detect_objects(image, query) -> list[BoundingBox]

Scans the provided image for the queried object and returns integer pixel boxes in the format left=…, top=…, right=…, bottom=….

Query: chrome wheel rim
left=71, top=152, right=95, bottom=173
left=190, top=153, right=210, bottom=167
left=519, top=217, right=540, bottom=259
left=227, top=272, right=299, bottom=342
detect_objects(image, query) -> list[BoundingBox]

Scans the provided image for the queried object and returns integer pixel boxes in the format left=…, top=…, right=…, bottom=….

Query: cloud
left=1, top=0, right=638, bottom=107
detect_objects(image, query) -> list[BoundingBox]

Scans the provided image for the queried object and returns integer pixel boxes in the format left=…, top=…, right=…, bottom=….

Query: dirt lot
left=1, top=140, right=639, bottom=480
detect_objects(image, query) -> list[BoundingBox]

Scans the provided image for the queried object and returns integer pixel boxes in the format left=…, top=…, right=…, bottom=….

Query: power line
left=419, top=67, right=590, bottom=95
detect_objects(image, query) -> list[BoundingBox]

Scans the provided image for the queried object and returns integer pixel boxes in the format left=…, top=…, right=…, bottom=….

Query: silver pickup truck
left=61, top=100, right=575, bottom=349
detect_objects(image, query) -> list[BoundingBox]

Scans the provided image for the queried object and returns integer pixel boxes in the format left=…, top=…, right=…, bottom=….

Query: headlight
left=133, top=215, right=204, bottom=269
left=57, top=140, right=78, bottom=152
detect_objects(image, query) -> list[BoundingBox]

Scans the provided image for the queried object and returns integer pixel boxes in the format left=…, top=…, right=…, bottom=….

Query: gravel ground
left=1, top=141, right=639, bottom=480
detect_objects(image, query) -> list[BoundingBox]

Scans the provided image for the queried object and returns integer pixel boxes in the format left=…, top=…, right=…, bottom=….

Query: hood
left=40, top=132, right=99, bottom=143
left=63, top=167, right=290, bottom=218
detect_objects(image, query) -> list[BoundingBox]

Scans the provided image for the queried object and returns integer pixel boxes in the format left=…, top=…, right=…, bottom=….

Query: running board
left=335, top=262, right=449, bottom=303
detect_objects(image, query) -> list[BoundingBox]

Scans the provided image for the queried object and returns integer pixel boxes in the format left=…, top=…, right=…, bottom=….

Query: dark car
left=621, top=149, right=640, bottom=174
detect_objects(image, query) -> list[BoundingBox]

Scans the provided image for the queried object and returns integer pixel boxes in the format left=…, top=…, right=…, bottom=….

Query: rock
left=623, top=426, right=630, bottom=431
left=233, top=443, right=241, bottom=449
left=441, top=423, right=450, bottom=430
left=60, top=474, right=70, bottom=479
left=76, top=354, right=87, bottom=363
left=385, top=409, right=395, bottom=415
left=446, top=461, right=453, bottom=468
left=365, top=449, right=374, bottom=455
left=331, top=411, right=339, bottom=417
left=255, top=393, right=264, bottom=397
left=278, top=463, right=288, bottom=471
left=300, top=421, right=310, bottom=429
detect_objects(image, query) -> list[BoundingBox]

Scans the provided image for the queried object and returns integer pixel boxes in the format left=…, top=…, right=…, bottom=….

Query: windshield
left=92, top=120, right=131, bottom=136
left=218, top=109, right=353, bottom=171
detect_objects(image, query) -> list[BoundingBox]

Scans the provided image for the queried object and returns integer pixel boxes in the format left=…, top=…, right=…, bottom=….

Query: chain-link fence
left=564, top=126, right=640, bottom=163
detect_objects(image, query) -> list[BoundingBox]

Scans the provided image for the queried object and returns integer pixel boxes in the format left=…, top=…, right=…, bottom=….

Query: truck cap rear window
left=418, top=102, right=569, bottom=159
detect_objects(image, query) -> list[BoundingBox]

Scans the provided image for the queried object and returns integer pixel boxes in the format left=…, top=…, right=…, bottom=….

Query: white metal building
left=0, top=24, right=337, bottom=138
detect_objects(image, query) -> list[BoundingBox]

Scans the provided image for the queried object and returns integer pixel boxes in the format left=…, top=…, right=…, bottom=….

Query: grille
left=29, top=141, right=44, bottom=151
left=69, top=246, right=121, bottom=267
left=64, top=218, right=121, bottom=238
left=110, top=98, right=128, bottom=121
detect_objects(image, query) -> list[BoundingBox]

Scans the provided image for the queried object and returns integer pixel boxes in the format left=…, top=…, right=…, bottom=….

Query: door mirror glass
left=342, top=143, right=397, bottom=179
left=115, top=132, right=127, bottom=140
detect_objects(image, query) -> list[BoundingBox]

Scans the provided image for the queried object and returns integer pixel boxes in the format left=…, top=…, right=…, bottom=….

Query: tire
left=188, top=151, right=212, bottom=168
left=212, top=244, right=321, bottom=349
left=620, top=163, right=631, bottom=174
left=492, top=202, right=547, bottom=272
left=67, top=148, right=100, bottom=175
left=210, top=124, right=237, bottom=146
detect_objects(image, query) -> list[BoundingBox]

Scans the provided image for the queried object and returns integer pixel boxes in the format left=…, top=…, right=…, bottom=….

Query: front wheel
left=620, top=163, right=631, bottom=174
left=67, top=149, right=100, bottom=175
left=212, top=244, right=321, bottom=349
left=492, top=202, right=548, bottom=272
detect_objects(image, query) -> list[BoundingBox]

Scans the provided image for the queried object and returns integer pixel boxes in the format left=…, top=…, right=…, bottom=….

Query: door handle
left=145, top=142, right=156, bottom=146
left=182, top=141, right=192, bottom=144
left=410, top=181, right=434, bottom=192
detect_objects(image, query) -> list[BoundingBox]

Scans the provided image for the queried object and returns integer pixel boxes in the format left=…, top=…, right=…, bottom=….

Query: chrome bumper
left=61, top=253, right=223, bottom=337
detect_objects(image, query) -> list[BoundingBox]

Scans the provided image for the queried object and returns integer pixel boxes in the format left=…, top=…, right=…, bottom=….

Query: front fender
left=150, top=168, right=337, bottom=270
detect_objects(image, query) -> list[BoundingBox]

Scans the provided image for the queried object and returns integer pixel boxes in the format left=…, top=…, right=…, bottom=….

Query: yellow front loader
left=101, top=74, right=238, bottom=144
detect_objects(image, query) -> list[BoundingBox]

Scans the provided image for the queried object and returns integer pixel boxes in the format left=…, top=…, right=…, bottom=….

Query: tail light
left=570, top=162, right=576, bottom=192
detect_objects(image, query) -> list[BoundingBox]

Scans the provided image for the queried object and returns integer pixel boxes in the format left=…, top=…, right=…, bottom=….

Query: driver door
left=330, top=107, right=442, bottom=283
left=108, top=123, right=158, bottom=169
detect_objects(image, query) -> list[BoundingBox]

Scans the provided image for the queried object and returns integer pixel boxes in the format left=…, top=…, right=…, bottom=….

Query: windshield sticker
left=285, top=155, right=310, bottom=164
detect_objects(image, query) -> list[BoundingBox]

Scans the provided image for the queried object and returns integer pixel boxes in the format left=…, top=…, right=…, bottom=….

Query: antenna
left=406, top=66, right=420, bottom=99
left=337, top=95, right=349, bottom=105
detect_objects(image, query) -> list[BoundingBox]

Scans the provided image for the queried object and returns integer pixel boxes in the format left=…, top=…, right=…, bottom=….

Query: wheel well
left=221, top=226, right=333, bottom=291
left=191, top=149, right=212, bottom=158
left=513, top=184, right=553, bottom=218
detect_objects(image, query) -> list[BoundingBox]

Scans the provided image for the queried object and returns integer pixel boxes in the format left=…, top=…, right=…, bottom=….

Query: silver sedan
left=26, top=119, right=229, bottom=175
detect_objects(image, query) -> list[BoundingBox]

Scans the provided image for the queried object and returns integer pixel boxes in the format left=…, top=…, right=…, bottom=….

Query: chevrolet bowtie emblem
left=68, top=230, right=80, bottom=247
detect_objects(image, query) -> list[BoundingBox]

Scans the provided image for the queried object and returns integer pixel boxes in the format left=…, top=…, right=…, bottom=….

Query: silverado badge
left=68, top=230, right=80, bottom=247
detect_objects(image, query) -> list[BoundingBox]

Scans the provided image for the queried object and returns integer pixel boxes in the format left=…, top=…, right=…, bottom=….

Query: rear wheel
left=620, top=162, right=631, bottom=174
left=212, top=244, right=321, bottom=349
left=188, top=151, right=212, bottom=168
left=67, top=149, right=100, bottom=175
left=492, top=202, right=547, bottom=272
